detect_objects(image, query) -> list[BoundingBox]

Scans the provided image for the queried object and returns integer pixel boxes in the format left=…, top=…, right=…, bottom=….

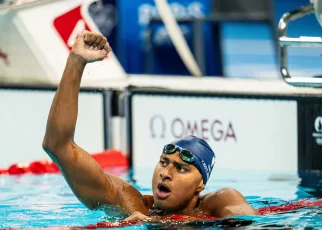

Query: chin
left=152, top=188, right=180, bottom=212
left=154, top=198, right=177, bottom=212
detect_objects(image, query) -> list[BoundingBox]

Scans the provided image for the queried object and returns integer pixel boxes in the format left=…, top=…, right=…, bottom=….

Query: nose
left=160, top=166, right=172, bottom=181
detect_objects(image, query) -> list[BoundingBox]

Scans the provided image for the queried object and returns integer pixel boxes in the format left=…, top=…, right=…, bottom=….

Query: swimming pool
left=1, top=168, right=322, bottom=229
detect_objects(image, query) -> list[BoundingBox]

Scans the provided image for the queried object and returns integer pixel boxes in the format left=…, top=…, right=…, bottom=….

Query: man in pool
left=42, top=31, right=258, bottom=221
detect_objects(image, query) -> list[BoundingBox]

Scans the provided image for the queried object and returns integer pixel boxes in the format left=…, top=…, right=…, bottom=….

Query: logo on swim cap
left=211, top=156, right=215, bottom=166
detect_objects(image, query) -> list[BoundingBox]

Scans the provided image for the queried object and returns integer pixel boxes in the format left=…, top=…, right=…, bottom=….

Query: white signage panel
left=131, top=94, right=298, bottom=181
left=0, top=89, right=105, bottom=168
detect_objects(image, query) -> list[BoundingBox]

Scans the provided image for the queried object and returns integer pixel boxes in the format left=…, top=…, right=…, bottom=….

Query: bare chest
left=143, top=195, right=213, bottom=217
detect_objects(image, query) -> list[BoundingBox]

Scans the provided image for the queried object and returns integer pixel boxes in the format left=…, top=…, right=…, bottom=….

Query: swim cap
left=172, top=135, right=215, bottom=185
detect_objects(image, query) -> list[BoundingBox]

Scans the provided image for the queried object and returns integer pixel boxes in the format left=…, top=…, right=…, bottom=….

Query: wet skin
left=42, top=30, right=259, bottom=222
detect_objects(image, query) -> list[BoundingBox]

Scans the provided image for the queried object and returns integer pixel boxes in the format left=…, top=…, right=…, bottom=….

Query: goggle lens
left=163, top=144, right=176, bottom=154
left=180, top=150, right=195, bottom=163
left=162, top=144, right=196, bottom=163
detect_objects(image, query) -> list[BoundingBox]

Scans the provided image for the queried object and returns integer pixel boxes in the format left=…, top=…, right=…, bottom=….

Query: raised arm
left=42, top=31, right=146, bottom=213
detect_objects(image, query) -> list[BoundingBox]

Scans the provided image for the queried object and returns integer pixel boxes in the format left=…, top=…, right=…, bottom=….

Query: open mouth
left=156, top=183, right=171, bottom=199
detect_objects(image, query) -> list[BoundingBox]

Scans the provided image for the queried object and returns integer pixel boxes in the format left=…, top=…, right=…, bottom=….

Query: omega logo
left=150, top=115, right=237, bottom=142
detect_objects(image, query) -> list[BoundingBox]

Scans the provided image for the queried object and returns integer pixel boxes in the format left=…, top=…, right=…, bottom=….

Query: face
left=152, top=151, right=204, bottom=212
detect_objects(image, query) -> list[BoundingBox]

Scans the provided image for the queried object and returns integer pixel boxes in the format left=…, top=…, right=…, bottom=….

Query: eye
left=159, top=160, right=167, bottom=167
left=176, top=165, right=188, bottom=173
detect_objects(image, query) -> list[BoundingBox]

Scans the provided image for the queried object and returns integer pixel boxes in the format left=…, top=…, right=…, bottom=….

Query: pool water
left=1, top=168, right=322, bottom=229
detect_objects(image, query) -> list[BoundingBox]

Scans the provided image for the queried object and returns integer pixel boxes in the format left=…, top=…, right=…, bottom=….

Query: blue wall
left=114, top=0, right=322, bottom=78
left=117, top=0, right=219, bottom=75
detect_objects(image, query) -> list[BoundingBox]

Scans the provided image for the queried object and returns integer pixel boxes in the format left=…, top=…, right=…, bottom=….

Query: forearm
left=43, top=53, right=86, bottom=150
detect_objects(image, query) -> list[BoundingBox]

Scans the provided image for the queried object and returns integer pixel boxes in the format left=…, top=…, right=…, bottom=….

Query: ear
left=195, top=180, right=205, bottom=193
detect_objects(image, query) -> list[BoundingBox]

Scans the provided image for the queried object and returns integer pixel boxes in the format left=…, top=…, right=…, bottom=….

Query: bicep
left=45, top=140, right=129, bottom=209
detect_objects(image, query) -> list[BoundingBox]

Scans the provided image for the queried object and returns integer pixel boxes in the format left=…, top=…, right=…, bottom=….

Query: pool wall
left=1, top=77, right=322, bottom=175
left=0, top=86, right=112, bottom=168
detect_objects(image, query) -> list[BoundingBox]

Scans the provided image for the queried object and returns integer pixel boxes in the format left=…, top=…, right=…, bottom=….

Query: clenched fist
left=71, top=30, right=111, bottom=64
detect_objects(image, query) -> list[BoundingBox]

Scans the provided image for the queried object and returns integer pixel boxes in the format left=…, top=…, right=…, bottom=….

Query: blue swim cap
left=172, top=135, right=215, bottom=185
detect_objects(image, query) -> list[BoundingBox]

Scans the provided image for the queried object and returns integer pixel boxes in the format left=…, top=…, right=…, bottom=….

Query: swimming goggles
left=162, top=144, right=196, bottom=163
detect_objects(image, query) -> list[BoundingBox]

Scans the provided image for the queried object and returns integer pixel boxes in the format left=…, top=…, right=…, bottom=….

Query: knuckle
left=82, top=30, right=90, bottom=36
left=94, top=37, right=101, bottom=44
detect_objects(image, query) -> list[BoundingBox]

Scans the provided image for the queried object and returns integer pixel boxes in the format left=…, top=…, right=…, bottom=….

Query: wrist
left=68, top=52, right=87, bottom=68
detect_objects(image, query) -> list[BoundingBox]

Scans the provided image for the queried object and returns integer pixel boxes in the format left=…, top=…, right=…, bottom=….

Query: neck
left=150, top=194, right=200, bottom=216
left=177, top=194, right=201, bottom=215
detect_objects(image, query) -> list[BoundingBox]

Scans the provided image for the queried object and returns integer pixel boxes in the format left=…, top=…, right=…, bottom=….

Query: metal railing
left=278, top=3, right=322, bottom=87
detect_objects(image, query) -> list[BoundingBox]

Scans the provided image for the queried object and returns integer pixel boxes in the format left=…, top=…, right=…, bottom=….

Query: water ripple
left=1, top=169, right=322, bottom=229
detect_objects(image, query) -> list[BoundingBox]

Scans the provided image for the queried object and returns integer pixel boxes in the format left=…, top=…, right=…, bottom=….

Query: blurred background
left=1, top=3, right=322, bottom=229
left=1, top=0, right=322, bottom=83
left=1, top=0, right=322, bottom=171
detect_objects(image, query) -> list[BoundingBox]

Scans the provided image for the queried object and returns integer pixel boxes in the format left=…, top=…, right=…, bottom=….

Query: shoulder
left=202, top=188, right=245, bottom=203
left=114, top=181, right=150, bottom=214
left=200, top=188, right=247, bottom=214
left=200, top=188, right=258, bottom=217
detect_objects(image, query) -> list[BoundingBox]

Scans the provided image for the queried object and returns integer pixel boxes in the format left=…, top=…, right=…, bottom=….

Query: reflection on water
left=298, top=170, right=322, bottom=198
left=0, top=168, right=322, bottom=229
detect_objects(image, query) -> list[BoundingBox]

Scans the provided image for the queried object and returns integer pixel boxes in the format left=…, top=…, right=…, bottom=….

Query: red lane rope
left=8, top=199, right=322, bottom=230
left=76, top=199, right=322, bottom=229
left=1, top=152, right=322, bottom=228
left=0, top=150, right=128, bottom=175
left=2, top=200, right=321, bottom=229
left=12, top=199, right=318, bottom=229
left=257, top=198, right=322, bottom=215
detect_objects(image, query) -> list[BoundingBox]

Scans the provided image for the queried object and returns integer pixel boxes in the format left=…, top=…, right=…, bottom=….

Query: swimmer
left=42, top=31, right=258, bottom=221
